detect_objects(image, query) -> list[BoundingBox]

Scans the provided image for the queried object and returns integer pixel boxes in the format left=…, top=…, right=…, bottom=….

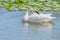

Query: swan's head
left=29, top=9, right=40, bottom=14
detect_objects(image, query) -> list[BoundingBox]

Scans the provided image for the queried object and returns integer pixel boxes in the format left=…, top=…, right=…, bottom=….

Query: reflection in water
left=22, top=22, right=54, bottom=40
left=23, top=22, right=53, bottom=32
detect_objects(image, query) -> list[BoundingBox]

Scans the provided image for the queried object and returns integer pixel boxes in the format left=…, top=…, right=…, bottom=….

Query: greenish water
left=0, top=8, right=60, bottom=40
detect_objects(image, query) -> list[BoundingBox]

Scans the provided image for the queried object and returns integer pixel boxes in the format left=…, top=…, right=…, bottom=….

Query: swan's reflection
left=22, top=22, right=54, bottom=40
left=23, top=22, right=53, bottom=32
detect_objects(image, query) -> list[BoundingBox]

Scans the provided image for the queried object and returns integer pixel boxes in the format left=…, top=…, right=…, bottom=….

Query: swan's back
left=28, top=13, right=56, bottom=23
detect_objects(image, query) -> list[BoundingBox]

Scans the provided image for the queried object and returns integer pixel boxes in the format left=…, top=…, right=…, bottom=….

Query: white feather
left=22, top=11, right=56, bottom=23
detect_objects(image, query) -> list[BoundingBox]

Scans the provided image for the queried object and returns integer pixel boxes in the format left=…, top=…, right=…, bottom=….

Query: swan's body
left=22, top=11, right=56, bottom=23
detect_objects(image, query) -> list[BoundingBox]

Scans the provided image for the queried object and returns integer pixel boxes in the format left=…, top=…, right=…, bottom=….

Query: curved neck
left=25, top=11, right=29, bottom=16
left=23, top=11, right=29, bottom=18
left=23, top=11, right=29, bottom=22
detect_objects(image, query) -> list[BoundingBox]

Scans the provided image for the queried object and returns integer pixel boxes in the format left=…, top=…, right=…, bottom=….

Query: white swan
left=22, top=10, right=56, bottom=23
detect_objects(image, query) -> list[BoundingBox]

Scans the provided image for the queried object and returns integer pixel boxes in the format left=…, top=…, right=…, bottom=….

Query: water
left=0, top=8, right=60, bottom=40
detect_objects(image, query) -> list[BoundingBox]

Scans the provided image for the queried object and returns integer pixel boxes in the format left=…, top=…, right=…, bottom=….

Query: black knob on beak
left=35, top=11, right=40, bottom=14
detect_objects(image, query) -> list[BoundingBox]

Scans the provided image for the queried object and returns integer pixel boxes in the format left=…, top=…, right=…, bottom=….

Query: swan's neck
left=25, top=11, right=29, bottom=17
left=23, top=11, right=29, bottom=22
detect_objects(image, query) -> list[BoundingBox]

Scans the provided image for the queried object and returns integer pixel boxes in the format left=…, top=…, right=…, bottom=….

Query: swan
left=22, top=9, right=56, bottom=23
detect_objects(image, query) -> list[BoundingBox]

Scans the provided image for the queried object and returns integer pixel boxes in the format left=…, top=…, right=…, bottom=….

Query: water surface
left=0, top=8, right=60, bottom=40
